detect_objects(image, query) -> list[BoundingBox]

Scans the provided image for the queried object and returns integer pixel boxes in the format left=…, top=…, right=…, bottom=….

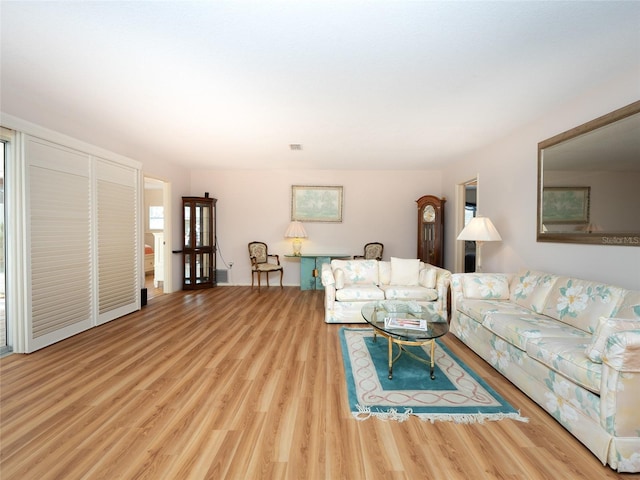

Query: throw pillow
left=419, top=268, right=437, bottom=289
left=378, top=261, right=391, bottom=285
left=334, top=268, right=345, bottom=290
left=585, top=317, right=640, bottom=363
left=462, top=274, right=510, bottom=300
left=390, top=257, right=420, bottom=286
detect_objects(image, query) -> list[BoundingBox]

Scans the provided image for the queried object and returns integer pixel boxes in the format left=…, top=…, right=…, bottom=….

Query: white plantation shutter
left=25, top=137, right=140, bottom=352
left=27, top=138, right=93, bottom=351
left=30, top=168, right=92, bottom=336
left=96, top=160, right=138, bottom=324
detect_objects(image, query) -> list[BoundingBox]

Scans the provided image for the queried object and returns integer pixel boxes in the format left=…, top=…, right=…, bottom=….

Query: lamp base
left=292, top=238, right=302, bottom=256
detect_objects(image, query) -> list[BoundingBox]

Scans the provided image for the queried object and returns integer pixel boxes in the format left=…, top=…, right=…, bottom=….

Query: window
left=149, top=206, right=164, bottom=230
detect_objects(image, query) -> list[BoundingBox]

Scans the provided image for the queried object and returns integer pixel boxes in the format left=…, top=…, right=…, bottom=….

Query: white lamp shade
left=284, top=221, right=308, bottom=239
left=457, top=216, right=502, bottom=242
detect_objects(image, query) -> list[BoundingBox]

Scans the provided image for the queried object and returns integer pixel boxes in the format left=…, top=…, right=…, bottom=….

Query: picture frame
left=542, top=187, right=590, bottom=224
left=291, top=185, right=343, bottom=222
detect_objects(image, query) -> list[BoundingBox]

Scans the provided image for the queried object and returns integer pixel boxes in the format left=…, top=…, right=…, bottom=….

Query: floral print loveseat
left=321, top=258, right=451, bottom=324
left=449, top=269, right=640, bottom=473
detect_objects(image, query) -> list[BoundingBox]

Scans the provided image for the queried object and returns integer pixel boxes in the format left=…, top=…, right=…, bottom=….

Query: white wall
left=190, top=169, right=442, bottom=286
left=441, top=67, right=640, bottom=290
left=7, top=67, right=637, bottom=295
left=545, top=170, right=640, bottom=232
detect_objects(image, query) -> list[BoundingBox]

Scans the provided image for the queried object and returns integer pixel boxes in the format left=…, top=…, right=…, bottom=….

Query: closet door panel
left=26, top=137, right=93, bottom=352
left=96, top=159, right=139, bottom=325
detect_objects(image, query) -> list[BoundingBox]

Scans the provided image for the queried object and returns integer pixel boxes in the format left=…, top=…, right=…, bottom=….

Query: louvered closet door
left=96, top=160, right=138, bottom=325
left=25, top=137, right=140, bottom=352
left=26, top=137, right=93, bottom=352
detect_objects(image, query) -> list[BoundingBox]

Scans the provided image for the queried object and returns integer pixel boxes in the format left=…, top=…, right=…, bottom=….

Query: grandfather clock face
left=422, top=205, right=436, bottom=223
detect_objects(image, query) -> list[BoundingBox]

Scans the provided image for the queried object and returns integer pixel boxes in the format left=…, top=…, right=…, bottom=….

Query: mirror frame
left=537, top=100, right=640, bottom=246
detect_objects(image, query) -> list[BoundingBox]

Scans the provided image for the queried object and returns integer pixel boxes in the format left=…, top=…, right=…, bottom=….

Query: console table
left=285, top=254, right=351, bottom=290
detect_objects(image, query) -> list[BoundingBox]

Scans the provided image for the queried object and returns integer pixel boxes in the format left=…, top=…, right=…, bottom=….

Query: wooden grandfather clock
left=417, top=195, right=445, bottom=268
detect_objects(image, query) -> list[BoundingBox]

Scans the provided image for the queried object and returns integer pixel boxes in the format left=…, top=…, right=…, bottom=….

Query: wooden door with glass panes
left=416, top=195, right=445, bottom=268
left=182, top=196, right=217, bottom=289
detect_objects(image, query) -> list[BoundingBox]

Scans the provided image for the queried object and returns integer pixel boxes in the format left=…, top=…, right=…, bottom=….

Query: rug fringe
left=354, top=405, right=529, bottom=424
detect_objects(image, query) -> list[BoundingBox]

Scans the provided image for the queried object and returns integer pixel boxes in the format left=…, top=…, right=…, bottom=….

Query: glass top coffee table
left=360, top=301, right=449, bottom=380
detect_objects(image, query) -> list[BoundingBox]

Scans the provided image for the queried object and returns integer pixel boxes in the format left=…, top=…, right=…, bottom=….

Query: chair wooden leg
left=279, top=269, right=283, bottom=288
left=266, top=273, right=270, bottom=287
left=251, top=271, right=255, bottom=288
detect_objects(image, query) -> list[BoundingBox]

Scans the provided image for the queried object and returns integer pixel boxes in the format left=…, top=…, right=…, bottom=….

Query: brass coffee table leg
left=430, top=339, right=435, bottom=380
left=388, top=339, right=406, bottom=380
left=387, top=337, right=437, bottom=380
left=388, top=336, right=393, bottom=379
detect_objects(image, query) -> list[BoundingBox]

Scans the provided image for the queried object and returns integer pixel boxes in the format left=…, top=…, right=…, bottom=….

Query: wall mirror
left=537, top=100, right=640, bottom=246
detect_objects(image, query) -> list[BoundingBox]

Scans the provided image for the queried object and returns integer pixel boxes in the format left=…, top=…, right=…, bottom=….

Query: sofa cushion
left=511, top=269, right=559, bottom=313
left=462, top=274, right=510, bottom=300
left=380, top=285, right=438, bottom=302
left=613, top=291, right=640, bottom=319
left=334, top=268, right=345, bottom=289
left=390, top=257, right=420, bottom=286
left=331, top=259, right=379, bottom=285
left=456, top=299, right=531, bottom=324
left=419, top=267, right=437, bottom=288
left=378, top=261, right=391, bottom=285
left=585, top=317, right=640, bottom=363
left=526, top=337, right=601, bottom=394
left=335, top=285, right=385, bottom=302
left=483, top=312, right=591, bottom=351
left=541, top=277, right=626, bottom=333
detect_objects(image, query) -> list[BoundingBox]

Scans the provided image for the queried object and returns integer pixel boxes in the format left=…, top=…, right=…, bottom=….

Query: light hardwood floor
left=144, top=273, right=164, bottom=301
left=0, top=287, right=632, bottom=479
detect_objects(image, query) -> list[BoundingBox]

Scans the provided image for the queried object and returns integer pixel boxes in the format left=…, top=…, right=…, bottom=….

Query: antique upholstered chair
left=354, top=242, right=384, bottom=261
left=248, top=241, right=283, bottom=290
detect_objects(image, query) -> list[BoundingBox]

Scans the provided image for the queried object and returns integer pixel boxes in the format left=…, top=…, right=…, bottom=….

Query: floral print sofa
left=449, top=269, right=640, bottom=473
left=321, top=258, right=451, bottom=324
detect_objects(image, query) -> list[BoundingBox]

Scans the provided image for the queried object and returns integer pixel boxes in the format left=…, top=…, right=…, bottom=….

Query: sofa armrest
left=600, top=330, right=640, bottom=436
left=451, top=274, right=465, bottom=314
left=429, top=265, right=452, bottom=316
left=450, top=272, right=515, bottom=312
left=321, top=263, right=336, bottom=309
left=321, top=263, right=335, bottom=286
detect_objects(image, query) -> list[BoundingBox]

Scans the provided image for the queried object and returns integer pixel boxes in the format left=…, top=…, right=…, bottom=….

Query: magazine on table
left=384, top=316, right=427, bottom=331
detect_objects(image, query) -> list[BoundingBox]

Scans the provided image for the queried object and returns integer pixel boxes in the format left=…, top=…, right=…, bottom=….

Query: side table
left=285, top=254, right=350, bottom=290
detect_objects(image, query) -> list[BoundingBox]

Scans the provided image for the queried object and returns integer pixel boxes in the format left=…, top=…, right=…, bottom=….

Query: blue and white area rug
left=339, top=327, right=528, bottom=423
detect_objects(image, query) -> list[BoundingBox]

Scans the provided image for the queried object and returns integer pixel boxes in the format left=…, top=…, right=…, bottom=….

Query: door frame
left=143, top=176, right=172, bottom=294
left=454, top=177, right=478, bottom=273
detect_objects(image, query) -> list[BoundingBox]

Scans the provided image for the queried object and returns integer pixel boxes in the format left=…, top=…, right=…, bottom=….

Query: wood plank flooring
left=0, top=286, right=632, bottom=479
left=144, top=273, right=164, bottom=300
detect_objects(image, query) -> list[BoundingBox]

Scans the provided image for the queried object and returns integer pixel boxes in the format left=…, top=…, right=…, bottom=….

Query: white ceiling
left=1, top=1, right=639, bottom=171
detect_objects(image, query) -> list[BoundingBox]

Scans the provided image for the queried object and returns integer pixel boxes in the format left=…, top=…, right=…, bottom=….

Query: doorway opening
left=455, top=178, right=478, bottom=273
left=143, top=177, right=169, bottom=300
left=463, top=181, right=478, bottom=272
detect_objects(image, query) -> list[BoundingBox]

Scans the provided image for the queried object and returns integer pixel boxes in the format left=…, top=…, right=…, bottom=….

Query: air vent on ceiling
left=289, top=144, right=303, bottom=151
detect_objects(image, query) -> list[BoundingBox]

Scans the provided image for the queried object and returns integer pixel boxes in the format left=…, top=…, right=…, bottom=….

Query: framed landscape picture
left=542, top=187, right=590, bottom=224
left=291, top=185, right=343, bottom=222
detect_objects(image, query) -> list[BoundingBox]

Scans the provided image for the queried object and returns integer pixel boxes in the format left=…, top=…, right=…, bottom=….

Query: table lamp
left=284, top=221, right=308, bottom=256
left=457, top=216, right=502, bottom=272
